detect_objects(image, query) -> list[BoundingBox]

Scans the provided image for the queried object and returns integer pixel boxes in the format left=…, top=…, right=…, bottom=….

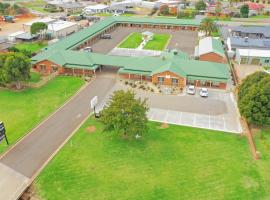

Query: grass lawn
left=143, top=34, right=170, bottom=51
left=28, top=72, right=41, bottom=83
left=14, top=42, right=47, bottom=53
left=0, top=76, right=84, bottom=153
left=249, top=15, right=270, bottom=19
left=118, top=32, right=143, bottom=49
left=36, top=117, right=270, bottom=200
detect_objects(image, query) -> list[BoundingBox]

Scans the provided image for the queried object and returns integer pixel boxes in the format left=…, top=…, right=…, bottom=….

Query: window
left=171, top=78, right=178, bottom=85
left=52, top=65, right=58, bottom=72
left=158, top=77, right=165, bottom=84
left=39, top=64, right=46, bottom=71
left=265, top=59, right=269, bottom=63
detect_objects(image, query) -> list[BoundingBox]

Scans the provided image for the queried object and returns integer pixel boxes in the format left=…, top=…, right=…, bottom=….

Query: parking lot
left=96, top=81, right=242, bottom=134
left=90, top=26, right=197, bottom=55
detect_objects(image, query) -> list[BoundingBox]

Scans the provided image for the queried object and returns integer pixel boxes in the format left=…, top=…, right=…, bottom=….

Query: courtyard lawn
left=36, top=117, right=270, bottom=200
left=0, top=76, right=84, bottom=153
left=143, top=34, right=171, bottom=51
left=14, top=41, right=47, bottom=53
left=118, top=32, right=142, bottom=49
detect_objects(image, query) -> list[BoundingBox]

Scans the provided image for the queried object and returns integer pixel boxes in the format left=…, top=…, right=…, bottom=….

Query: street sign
left=0, top=121, right=8, bottom=145
left=90, top=96, right=98, bottom=109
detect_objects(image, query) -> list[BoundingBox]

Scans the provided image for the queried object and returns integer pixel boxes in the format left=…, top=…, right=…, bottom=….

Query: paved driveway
left=97, top=82, right=242, bottom=134
left=0, top=75, right=116, bottom=200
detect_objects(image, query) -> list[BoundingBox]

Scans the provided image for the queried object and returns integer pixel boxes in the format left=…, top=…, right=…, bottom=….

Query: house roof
left=229, top=26, right=270, bottom=38
left=196, top=37, right=225, bottom=57
left=229, top=37, right=270, bottom=49
left=237, top=48, right=270, bottom=58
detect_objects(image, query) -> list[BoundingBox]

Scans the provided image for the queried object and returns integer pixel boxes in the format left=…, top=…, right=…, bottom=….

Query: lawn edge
left=0, top=78, right=89, bottom=159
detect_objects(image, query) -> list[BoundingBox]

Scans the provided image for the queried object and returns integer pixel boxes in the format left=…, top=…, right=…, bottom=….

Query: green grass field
left=143, top=34, right=170, bottom=51
left=118, top=32, right=143, bottom=49
left=36, top=117, right=270, bottom=200
left=0, top=76, right=84, bottom=153
left=14, top=42, right=47, bottom=53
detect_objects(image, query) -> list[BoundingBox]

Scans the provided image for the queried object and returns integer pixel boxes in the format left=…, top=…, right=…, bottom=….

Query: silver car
left=199, top=88, right=208, bottom=97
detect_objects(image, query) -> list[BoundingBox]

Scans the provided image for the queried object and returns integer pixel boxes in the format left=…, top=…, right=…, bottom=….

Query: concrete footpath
left=0, top=76, right=115, bottom=200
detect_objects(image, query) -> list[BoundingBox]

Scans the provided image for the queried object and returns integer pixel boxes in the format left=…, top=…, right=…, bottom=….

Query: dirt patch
left=19, top=185, right=42, bottom=200
left=160, top=123, right=169, bottom=129
left=86, top=126, right=96, bottom=133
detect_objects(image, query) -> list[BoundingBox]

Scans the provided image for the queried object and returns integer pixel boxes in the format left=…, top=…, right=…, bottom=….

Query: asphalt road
left=0, top=75, right=115, bottom=178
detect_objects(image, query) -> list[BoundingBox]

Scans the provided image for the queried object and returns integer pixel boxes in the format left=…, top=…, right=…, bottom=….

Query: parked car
left=100, top=34, right=112, bottom=39
left=83, top=46, right=92, bottom=52
left=187, top=85, right=196, bottom=95
left=199, top=88, right=208, bottom=97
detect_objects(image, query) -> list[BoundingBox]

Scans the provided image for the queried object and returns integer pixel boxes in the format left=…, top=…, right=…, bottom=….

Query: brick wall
left=34, top=60, right=62, bottom=75
left=152, top=71, right=186, bottom=87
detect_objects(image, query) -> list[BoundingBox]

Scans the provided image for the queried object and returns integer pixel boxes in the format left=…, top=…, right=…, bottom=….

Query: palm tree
left=199, top=18, right=217, bottom=36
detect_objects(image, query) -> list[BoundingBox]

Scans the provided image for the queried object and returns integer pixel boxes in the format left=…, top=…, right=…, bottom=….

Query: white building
left=47, top=20, right=79, bottom=38
left=23, top=17, right=57, bottom=30
left=8, top=31, right=25, bottom=42
left=235, top=49, right=270, bottom=66
left=84, top=4, right=109, bottom=14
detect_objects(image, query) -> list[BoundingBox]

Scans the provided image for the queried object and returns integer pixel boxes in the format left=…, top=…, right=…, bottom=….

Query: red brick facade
left=152, top=71, right=186, bottom=88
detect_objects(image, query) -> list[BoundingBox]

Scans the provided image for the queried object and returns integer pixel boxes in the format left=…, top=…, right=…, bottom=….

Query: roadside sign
left=90, top=96, right=98, bottom=109
left=0, top=121, right=8, bottom=145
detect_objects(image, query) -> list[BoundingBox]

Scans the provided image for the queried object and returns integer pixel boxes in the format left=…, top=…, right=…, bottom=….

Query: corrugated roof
left=197, top=37, right=225, bottom=57
left=31, top=17, right=229, bottom=83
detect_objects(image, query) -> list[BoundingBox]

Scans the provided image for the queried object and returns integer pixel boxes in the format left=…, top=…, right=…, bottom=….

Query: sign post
left=90, top=96, right=100, bottom=118
left=0, top=121, right=9, bottom=145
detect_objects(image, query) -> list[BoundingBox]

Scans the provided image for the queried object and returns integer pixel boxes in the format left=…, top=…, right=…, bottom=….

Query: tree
left=100, top=90, right=149, bottom=138
left=199, top=18, right=217, bottom=36
left=238, top=72, right=270, bottom=125
left=3, top=53, right=31, bottom=89
left=160, top=4, right=170, bottom=15
left=30, top=22, right=48, bottom=35
left=195, top=0, right=206, bottom=11
left=240, top=4, right=249, bottom=18
left=215, top=0, right=222, bottom=16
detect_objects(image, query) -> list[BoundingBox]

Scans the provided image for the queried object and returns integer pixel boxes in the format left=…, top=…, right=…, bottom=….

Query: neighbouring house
left=56, top=2, right=84, bottom=13
left=221, top=26, right=270, bottom=62
left=0, top=38, right=13, bottom=52
left=224, top=26, right=270, bottom=39
left=235, top=49, right=270, bottom=66
left=31, top=17, right=230, bottom=90
left=23, top=17, right=58, bottom=31
left=83, top=4, right=109, bottom=14
left=14, top=32, right=38, bottom=42
left=47, top=20, right=79, bottom=38
left=7, top=31, right=25, bottom=42
left=195, top=37, right=226, bottom=63
left=23, top=18, right=79, bottom=39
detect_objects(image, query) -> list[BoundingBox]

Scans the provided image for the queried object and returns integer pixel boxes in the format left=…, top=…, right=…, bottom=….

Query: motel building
left=32, top=17, right=231, bottom=90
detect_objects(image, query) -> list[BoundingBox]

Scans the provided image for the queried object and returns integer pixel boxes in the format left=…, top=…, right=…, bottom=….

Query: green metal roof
left=31, top=17, right=229, bottom=83
left=211, top=38, right=225, bottom=56
left=41, top=16, right=200, bottom=53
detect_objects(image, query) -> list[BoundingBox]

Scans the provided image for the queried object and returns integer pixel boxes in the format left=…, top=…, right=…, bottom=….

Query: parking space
left=96, top=82, right=242, bottom=134
left=148, top=108, right=241, bottom=133
left=90, top=26, right=197, bottom=55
